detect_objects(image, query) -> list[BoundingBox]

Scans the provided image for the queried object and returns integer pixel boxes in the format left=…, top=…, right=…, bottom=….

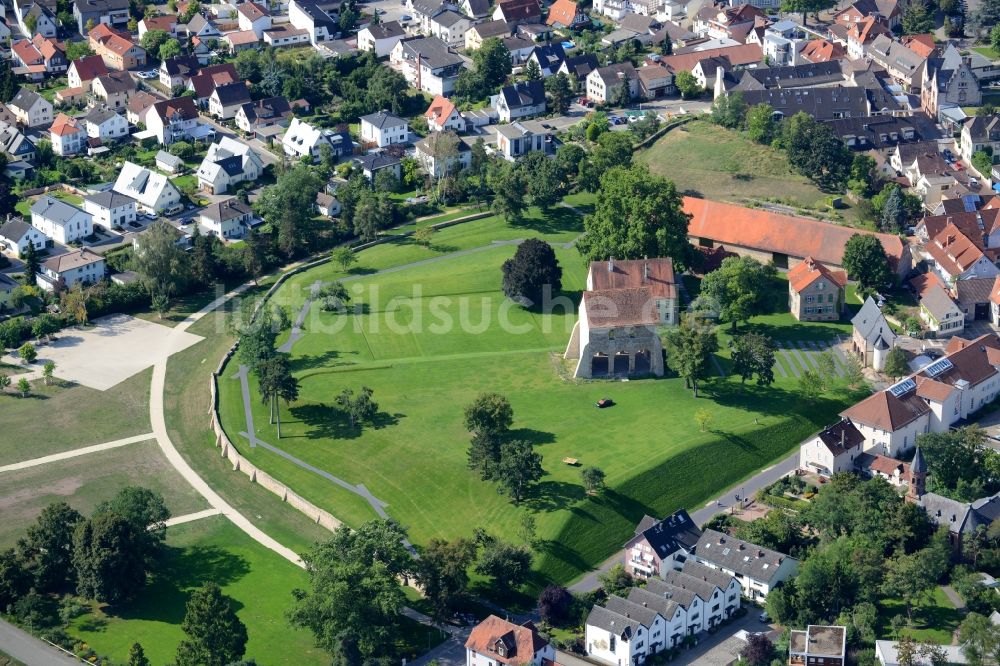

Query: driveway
left=0, top=618, right=82, bottom=666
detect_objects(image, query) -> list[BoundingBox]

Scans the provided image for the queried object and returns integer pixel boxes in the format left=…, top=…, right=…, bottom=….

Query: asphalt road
left=0, top=618, right=82, bottom=666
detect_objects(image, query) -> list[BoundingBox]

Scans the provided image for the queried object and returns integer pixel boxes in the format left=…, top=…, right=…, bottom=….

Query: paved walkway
left=0, top=433, right=155, bottom=473
left=0, top=618, right=83, bottom=666
left=941, top=585, right=967, bottom=611
left=163, top=508, right=223, bottom=527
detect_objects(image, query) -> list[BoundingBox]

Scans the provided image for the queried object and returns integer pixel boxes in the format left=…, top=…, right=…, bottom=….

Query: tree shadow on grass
left=512, top=206, right=584, bottom=236
left=429, top=242, right=459, bottom=254
left=289, top=403, right=403, bottom=440
left=347, top=266, right=378, bottom=276
left=508, top=428, right=556, bottom=446
left=523, top=480, right=587, bottom=512
left=289, top=349, right=343, bottom=373
left=534, top=538, right=592, bottom=578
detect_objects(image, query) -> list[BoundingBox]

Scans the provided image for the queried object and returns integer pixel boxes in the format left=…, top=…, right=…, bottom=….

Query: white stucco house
left=82, top=190, right=136, bottom=229
left=113, top=161, right=183, bottom=214
left=30, top=195, right=93, bottom=244
left=36, top=248, right=106, bottom=292
left=359, top=111, right=410, bottom=147
left=196, top=136, right=264, bottom=194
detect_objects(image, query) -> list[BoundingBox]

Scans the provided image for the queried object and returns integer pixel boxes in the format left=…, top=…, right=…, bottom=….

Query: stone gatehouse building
left=564, top=257, right=678, bottom=378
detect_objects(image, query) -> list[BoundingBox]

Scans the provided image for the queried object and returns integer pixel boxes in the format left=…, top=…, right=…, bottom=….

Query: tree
left=581, top=466, right=606, bottom=495
left=16, top=502, right=83, bottom=591
left=61, top=286, right=90, bottom=326
left=414, top=538, right=477, bottom=619
left=896, top=635, right=918, bottom=666
left=175, top=583, right=248, bottom=666
left=65, top=40, right=94, bottom=61
left=475, top=538, right=532, bottom=590
left=189, top=227, right=218, bottom=287
left=545, top=73, right=573, bottom=114
left=488, top=160, right=527, bottom=223
left=353, top=191, right=391, bottom=242
left=496, top=439, right=544, bottom=503
left=880, top=185, right=906, bottom=233
left=711, top=92, right=747, bottom=129
left=881, top=547, right=941, bottom=622
left=501, top=238, right=562, bottom=307
left=412, top=226, right=435, bottom=247
left=849, top=154, right=879, bottom=198
left=577, top=165, right=691, bottom=268
left=0, top=59, right=18, bottom=103
left=21, top=242, right=39, bottom=283
left=538, top=586, right=573, bottom=624
left=242, top=227, right=267, bottom=286
left=799, top=369, right=824, bottom=400
left=700, top=256, right=778, bottom=331
left=780, top=0, right=835, bottom=24
left=973, top=150, right=994, bottom=175
left=128, top=643, right=151, bottom=666
left=993, top=25, right=1000, bottom=53
left=902, top=0, right=935, bottom=33
left=255, top=165, right=324, bottom=257
left=0, top=374, right=9, bottom=394
left=695, top=408, right=713, bottom=432
left=24, top=13, right=37, bottom=35
left=133, top=221, right=189, bottom=314
left=72, top=512, right=149, bottom=603
left=338, top=5, right=357, bottom=33
left=730, top=332, right=776, bottom=386
left=258, top=353, right=299, bottom=438
left=233, top=304, right=279, bottom=374
left=159, top=38, right=181, bottom=61
left=42, top=360, right=55, bottom=386
left=960, top=613, right=999, bottom=666
left=18, top=342, right=36, bottom=364
left=842, top=234, right=893, bottom=296
left=780, top=112, right=852, bottom=191
left=465, top=392, right=513, bottom=480
left=289, top=524, right=408, bottom=664
left=740, top=633, right=774, bottom=666
left=16, top=377, right=29, bottom=397
left=872, top=183, right=922, bottom=226
left=330, top=247, right=357, bottom=272
left=335, top=386, right=378, bottom=429
left=524, top=59, right=541, bottom=81
left=664, top=313, right=719, bottom=397
left=674, top=70, right=702, bottom=99
left=598, top=564, right=635, bottom=597
left=0, top=548, right=30, bottom=614
left=473, top=38, right=511, bottom=92
left=94, top=486, right=171, bottom=554
left=883, top=346, right=909, bottom=378
left=140, top=28, right=170, bottom=53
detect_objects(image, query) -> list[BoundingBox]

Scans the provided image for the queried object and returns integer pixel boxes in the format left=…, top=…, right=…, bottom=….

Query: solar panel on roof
left=963, top=195, right=979, bottom=212
left=888, top=378, right=916, bottom=397
left=925, top=358, right=954, bottom=378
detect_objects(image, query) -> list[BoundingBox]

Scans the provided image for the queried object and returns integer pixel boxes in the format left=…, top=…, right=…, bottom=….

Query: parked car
left=144, top=212, right=157, bottom=220
left=400, top=13, right=412, bottom=20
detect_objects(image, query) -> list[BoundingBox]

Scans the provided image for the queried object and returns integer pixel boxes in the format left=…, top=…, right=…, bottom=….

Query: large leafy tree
left=902, top=0, right=935, bottom=33
left=501, top=238, right=563, bottom=306
left=414, top=538, right=478, bottom=620
left=488, top=160, right=527, bottom=223
left=711, top=92, right=747, bottom=129
left=257, top=353, right=299, bottom=438
left=577, top=165, right=692, bottom=268
left=842, top=233, right=893, bottom=296
left=664, top=312, right=719, bottom=397
left=730, top=332, right=776, bottom=386
left=72, top=513, right=149, bottom=603
left=16, top=502, right=84, bottom=591
left=132, top=221, right=190, bottom=313
left=289, top=520, right=411, bottom=663
left=455, top=38, right=511, bottom=102
left=496, top=439, right=545, bottom=503
left=94, top=486, right=170, bottom=555
left=0, top=548, right=30, bottom=609
left=779, top=112, right=852, bottom=191
left=176, top=583, right=249, bottom=666
left=698, top=256, right=777, bottom=331
left=474, top=533, right=532, bottom=590
left=255, top=165, right=324, bottom=257
left=545, top=73, right=573, bottom=114
left=464, top=392, right=514, bottom=480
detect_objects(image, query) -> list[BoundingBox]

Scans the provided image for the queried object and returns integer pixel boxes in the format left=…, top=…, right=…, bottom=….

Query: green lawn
left=877, top=586, right=964, bottom=645
left=636, top=120, right=864, bottom=226
left=0, top=369, right=151, bottom=466
left=973, top=46, right=1000, bottom=61
left=216, top=204, right=857, bottom=592
left=0, top=439, right=208, bottom=547
left=68, top=516, right=326, bottom=666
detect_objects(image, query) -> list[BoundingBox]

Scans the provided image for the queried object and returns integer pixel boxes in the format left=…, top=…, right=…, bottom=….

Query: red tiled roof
left=787, top=256, right=846, bottom=293
left=925, top=223, right=986, bottom=277
left=847, top=16, right=890, bottom=44
left=71, top=54, right=109, bottom=82
left=799, top=38, right=845, bottom=63
left=590, top=258, right=676, bottom=297
left=12, top=39, right=42, bottom=66
left=901, top=33, right=936, bottom=58
left=425, top=94, right=457, bottom=124
left=915, top=375, right=954, bottom=402
left=50, top=113, right=83, bottom=136
left=684, top=197, right=908, bottom=273
left=908, top=271, right=945, bottom=298
left=991, top=276, right=1000, bottom=305
left=546, top=0, right=579, bottom=26
left=867, top=454, right=909, bottom=477
left=466, top=616, right=549, bottom=666
left=102, top=33, right=141, bottom=56
left=141, top=15, right=177, bottom=32
left=89, top=23, right=130, bottom=43
left=661, top=43, right=762, bottom=73
left=225, top=30, right=260, bottom=45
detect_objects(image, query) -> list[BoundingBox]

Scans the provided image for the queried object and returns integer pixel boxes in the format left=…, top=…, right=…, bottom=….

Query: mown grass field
left=876, top=586, right=964, bottom=645
left=217, top=201, right=857, bottom=591
left=636, top=120, right=864, bottom=225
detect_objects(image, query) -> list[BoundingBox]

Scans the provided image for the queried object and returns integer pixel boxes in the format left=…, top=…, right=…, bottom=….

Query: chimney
left=841, top=429, right=845, bottom=446
left=608, top=257, right=614, bottom=272
left=643, top=263, right=649, bottom=282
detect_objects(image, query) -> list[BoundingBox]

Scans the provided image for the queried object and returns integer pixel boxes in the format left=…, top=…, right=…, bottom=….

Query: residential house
left=492, top=0, right=540, bottom=25
left=187, top=63, right=239, bottom=107
left=282, top=118, right=354, bottom=161
left=159, top=55, right=201, bottom=89
left=184, top=13, right=220, bottom=38
left=799, top=38, right=845, bottom=63
left=692, top=2, right=764, bottom=42
left=559, top=53, right=600, bottom=87
left=315, top=192, right=340, bottom=216
left=138, top=14, right=177, bottom=37
left=662, top=564, right=741, bottom=628
left=852, top=296, right=897, bottom=370
left=922, top=44, right=983, bottom=116
left=528, top=43, right=565, bottom=77
left=9, top=88, right=52, bottom=128
left=0, top=219, right=46, bottom=256
left=637, top=63, right=674, bottom=99
left=414, top=131, right=471, bottom=177
left=586, top=62, right=638, bottom=105
left=357, top=20, right=405, bottom=57
left=953, top=275, right=996, bottom=322
left=208, top=82, right=251, bottom=119
left=865, top=34, right=926, bottom=93
left=755, top=19, right=806, bottom=66
left=288, top=0, right=337, bottom=44
left=425, top=95, right=465, bottom=132
left=685, top=197, right=912, bottom=277
left=17, top=3, right=57, bottom=38
left=458, top=0, right=490, bottom=19
left=73, top=0, right=129, bottom=34
left=235, top=96, right=293, bottom=134
left=390, top=36, right=465, bottom=97
left=262, top=24, right=311, bottom=47
left=199, top=198, right=254, bottom=239
left=586, top=603, right=656, bottom=666
left=126, top=90, right=160, bottom=125
left=0, top=121, right=35, bottom=162
left=503, top=35, right=536, bottom=65
left=66, top=54, right=108, bottom=91
left=622, top=509, right=701, bottom=579
left=12, top=34, right=67, bottom=76
left=82, top=190, right=136, bottom=229
left=799, top=418, right=866, bottom=476
left=144, top=97, right=202, bottom=145
left=875, top=640, right=967, bottom=666
left=465, top=616, right=554, bottom=666
left=465, top=19, right=511, bottom=50
left=428, top=10, right=472, bottom=48
left=50, top=114, right=87, bottom=157
left=224, top=30, right=261, bottom=52
left=902, top=33, right=937, bottom=58
left=91, top=25, right=146, bottom=70
left=356, top=152, right=402, bottom=182
left=841, top=334, right=1000, bottom=456
left=844, top=16, right=891, bottom=61
left=196, top=136, right=264, bottom=194
left=493, top=80, right=545, bottom=122
left=91, top=70, right=135, bottom=109
left=359, top=111, right=409, bottom=147
left=961, top=114, right=1000, bottom=164
left=919, top=282, right=966, bottom=336
left=81, top=105, right=128, bottom=143
left=30, top=195, right=93, bottom=244
left=856, top=452, right=912, bottom=486
left=155, top=150, right=184, bottom=173
left=237, top=0, right=271, bottom=36
left=494, top=120, right=550, bottom=160
left=924, top=222, right=1000, bottom=283
left=36, top=248, right=106, bottom=292
left=546, top=0, right=587, bottom=28
left=690, top=530, right=798, bottom=601
left=789, top=626, right=847, bottom=666
left=113, top=161, right=183, bottom=214
left=787, top=256, right=846, bottom=322
left=564, top=258, right=675, bottom=378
